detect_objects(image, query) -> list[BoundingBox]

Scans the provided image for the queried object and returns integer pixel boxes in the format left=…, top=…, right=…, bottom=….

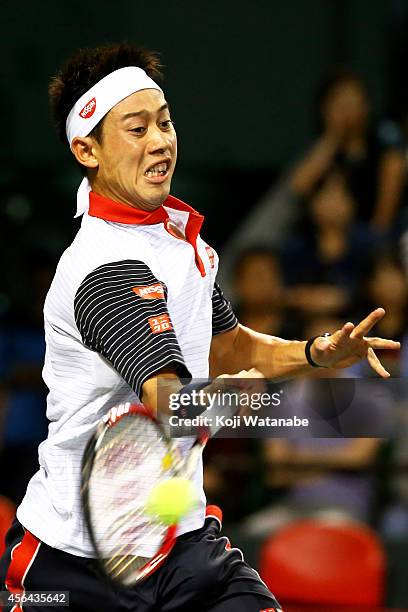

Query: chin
left=140, top=193, right=169, bottom=211
left=149, top=185, right=170, bottom=205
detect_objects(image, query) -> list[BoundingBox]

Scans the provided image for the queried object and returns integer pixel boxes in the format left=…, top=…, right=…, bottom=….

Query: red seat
left=259, top=519, right=386, bottom=607
left=0, top=496, right=15, bottom=557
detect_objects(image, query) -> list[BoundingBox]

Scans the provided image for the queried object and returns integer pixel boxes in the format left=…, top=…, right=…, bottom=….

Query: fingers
left=364, top=337, right=401, bottom=350
left=324, top=321, right=354, bottom=348
left=216, top=368, right=265, bottom=393
left=367, top=347, right=390, bottom=378
left=235, top=368, right=266, bottom=394
left=218, top=368, right=264, bottom=380
left=238, top=368, right=265, bottom=379
left=351, top=308, right=385, bottom=338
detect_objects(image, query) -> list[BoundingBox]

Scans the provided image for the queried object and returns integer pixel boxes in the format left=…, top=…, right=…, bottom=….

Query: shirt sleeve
left=211, top=282, right=238, bottom=336
left=74, top=259, right=191, bottom=397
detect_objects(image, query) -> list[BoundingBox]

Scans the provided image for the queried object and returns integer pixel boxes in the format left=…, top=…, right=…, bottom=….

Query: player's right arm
left=73, top=258, right=260, bottom=417
left=141, top=369, right=183, bottom=416
left=140, top=367, right=264, bottom=417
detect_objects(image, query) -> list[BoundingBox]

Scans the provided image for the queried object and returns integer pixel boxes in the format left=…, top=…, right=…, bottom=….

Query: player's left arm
left=210, top=304, right=400, bottom=380
left=211, top=323, right=312, bottom=379
left=210, top=281, right=312, bottom=379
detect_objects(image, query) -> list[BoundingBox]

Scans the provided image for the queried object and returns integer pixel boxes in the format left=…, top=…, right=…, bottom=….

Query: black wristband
left=305, top=333, right=331, bottom=368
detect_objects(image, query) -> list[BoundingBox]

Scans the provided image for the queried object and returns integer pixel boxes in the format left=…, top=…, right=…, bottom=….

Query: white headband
left=65, top=66, right=163, bottom=216
left=66, top=66, right=162, bottom=145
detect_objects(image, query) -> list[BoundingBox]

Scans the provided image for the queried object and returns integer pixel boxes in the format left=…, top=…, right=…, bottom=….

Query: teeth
left=145, top=162, right=168, bottom=177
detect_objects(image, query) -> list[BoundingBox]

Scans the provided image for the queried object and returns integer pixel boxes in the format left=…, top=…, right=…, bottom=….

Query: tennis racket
left=81, top=402, right=215, bottom=587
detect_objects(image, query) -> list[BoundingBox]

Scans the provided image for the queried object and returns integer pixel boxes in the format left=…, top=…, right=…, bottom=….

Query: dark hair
left=49, top=42, right=163, bottom=144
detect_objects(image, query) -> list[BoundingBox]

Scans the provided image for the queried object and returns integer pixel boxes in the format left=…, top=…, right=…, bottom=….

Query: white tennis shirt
left=17, top=192, right=237, bottom=557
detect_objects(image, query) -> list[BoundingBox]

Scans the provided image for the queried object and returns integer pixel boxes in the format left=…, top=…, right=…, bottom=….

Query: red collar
left=88, top=191, right=207, bottom=277
left=88, top=191, right=203, bottom=224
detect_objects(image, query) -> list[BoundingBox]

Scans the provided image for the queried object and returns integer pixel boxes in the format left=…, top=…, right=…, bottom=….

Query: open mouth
left=145, top=161, right=169, bottom=178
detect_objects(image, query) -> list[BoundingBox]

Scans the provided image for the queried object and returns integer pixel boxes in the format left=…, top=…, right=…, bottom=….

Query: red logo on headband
left=79, top=97, right=96, bottom=119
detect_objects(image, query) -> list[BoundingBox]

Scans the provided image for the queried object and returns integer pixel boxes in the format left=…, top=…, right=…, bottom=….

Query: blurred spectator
left=217, top=181, right=300, bottom=296
left=283, top=169, right=379, bottom=319
left=241, top=317, right=385, bottom=537
left=203, top=438, right=262, bottom=523
left=218, top=68, right=405, bottom=296
left=351, top=251, right=408, bottom=537
left=205, top=248, right=296, bottom=522
left=379, top=395, right=408, bottom=538
left=232, top=248, right=298, bottom=337
left=0, top=253, right=53, bottom=504
left=291, top=68, right=406, bottom=232
left=352, top=249, right=408, bottom=377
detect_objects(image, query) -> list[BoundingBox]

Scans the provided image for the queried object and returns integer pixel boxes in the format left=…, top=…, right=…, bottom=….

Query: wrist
left=305, top=333, right=331, bottom=368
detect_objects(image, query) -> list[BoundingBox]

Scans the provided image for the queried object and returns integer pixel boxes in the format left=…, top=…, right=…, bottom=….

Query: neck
left=90, top=179, right=165, bottom=212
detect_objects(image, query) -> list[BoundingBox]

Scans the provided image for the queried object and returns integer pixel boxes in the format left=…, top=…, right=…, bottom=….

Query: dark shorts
left=0, top=516, right=282, bottom=611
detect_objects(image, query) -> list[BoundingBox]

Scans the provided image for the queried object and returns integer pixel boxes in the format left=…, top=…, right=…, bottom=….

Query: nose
left=146, top=125, right=173, bottom=155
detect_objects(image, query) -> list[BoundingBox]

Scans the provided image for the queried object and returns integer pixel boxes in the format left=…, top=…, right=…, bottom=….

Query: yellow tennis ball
left=145, top=477, right=198, bottom=525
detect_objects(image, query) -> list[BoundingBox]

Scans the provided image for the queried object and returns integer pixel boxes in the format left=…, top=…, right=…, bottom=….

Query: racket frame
left=81, top=403, right=206, bottom=586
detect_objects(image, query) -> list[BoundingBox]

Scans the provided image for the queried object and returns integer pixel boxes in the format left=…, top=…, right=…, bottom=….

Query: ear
left=70, top=136, right=99, bottom=170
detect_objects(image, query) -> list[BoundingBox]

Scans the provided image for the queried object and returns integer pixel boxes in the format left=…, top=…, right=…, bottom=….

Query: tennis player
left=0, top=43, right=399, bottom=611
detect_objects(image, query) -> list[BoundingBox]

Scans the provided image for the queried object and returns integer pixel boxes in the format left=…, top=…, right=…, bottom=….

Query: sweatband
left=65, top=66, right=162, bottom=145
left=305, top=333, right=331, bottom=367
left=65, top=66, right=163, bottom=218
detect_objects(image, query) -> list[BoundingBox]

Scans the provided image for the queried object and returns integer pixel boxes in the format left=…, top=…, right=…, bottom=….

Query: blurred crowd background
left=2, top=1, right=408, bottom=608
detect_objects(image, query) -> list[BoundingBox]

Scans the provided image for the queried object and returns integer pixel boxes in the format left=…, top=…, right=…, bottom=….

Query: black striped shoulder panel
left=212, top=282, right=238, bottom=336
left=74, top=259, right=190, bottom=397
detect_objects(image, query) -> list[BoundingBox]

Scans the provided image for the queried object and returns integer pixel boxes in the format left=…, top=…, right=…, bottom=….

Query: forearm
left=141, top=370, right=183, bottom=417
left=211, top=324, right=313, bottom=380
left=211, top=308, right=399, bottom=380
left=290, top=135, right=339, bottom=196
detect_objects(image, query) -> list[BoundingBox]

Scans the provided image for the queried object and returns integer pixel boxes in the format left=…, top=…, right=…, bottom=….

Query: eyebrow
left=121, top=103, right=170, bottom=121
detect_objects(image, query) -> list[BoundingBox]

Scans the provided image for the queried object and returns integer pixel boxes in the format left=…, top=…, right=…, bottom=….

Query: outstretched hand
left=310, top=308, right=400, bottom=377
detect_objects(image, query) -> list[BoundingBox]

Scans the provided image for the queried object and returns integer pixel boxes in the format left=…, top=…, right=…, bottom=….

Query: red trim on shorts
left=5, top=529, right=41, bottom=603
left=205, top=505, right=223, bottom=525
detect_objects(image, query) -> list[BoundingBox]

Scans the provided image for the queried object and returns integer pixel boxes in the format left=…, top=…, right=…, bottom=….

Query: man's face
left=90, top=88, right=177, bottom=210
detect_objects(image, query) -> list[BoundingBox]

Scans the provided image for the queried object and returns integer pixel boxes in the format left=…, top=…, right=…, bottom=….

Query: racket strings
left=87, top=414, right=174, bottom=583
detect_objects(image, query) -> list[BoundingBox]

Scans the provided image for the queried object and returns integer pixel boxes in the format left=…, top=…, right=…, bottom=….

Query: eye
left=160, top=119, right=175, bottom=130
left=130, top=126, right=146, bottom=134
